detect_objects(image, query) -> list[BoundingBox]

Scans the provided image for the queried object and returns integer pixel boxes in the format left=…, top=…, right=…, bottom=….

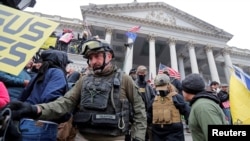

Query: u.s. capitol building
left=28, top=1, right=250, bottom=84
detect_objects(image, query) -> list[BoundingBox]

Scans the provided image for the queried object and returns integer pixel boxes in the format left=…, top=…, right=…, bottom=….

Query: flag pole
left=123, top=26, right=140, bottom=74
left=123, top=38, right=133, bottom=74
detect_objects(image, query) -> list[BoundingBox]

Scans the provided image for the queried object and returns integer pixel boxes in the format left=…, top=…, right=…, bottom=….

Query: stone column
left=178, top=54, right=185, bottom=80
left=123, top=38, right=134, bottom=74
left=199, top=70, right=204, bottom=79
left=221, top=48, right=233, bottom=82
left=187, top=41, right=199, bottom=73
left=149, top=35, right=157, bottom=80
left=105, top=27, right=112, bottom=44
left=222, top=63, right=230, bottom=83
left=168, top=37, right=178, bottom=71
left=205, top=45, right=220, bottom=83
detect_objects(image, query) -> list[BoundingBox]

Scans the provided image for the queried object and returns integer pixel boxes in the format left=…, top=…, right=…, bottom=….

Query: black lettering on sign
left=0, top=42, right=35, bottom=66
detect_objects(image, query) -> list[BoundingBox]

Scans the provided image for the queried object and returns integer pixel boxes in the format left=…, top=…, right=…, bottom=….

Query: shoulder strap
left=111, top=69, right=123, bottom=113
left=167, top=92, right=178, bottom=97
left=114, top=69, right=122, bottom=87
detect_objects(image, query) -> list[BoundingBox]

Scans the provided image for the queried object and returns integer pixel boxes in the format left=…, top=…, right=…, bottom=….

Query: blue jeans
left=223, top=108, right=232, bottom=124
left=19, top=118, right=58, bottom=141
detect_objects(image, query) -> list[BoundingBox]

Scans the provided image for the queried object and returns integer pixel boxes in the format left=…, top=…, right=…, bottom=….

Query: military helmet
left=154, top=74, right=170, bottom=87
left=81, top=39, right=114, bottom=58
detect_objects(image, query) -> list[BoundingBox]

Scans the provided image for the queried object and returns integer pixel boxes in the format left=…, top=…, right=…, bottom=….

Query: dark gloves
left=0, top=108, right=22, bottom=140
left=6, top=101, right=40, bottom=120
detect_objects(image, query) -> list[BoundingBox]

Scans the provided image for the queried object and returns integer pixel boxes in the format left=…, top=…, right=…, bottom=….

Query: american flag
left=128, top=25, right=141, bottom=33
left=158, top=63, right=181, bottom=80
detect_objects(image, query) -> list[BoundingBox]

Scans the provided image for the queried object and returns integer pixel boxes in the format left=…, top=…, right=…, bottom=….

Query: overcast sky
left=25, top=0, right=249, bottom=49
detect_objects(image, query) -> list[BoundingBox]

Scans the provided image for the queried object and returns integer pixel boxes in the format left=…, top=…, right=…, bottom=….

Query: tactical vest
left=152, top=92, right=181, bottom=127
left=73, top=70, right=130, bottom=136
left=136, top=82, right=152, bottom=111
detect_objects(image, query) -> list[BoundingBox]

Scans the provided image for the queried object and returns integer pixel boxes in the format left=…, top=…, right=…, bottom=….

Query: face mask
left=138, top=75, right=145, bottom=82
left=158, top=90, right=170, bottom=97
left=216, top=88, right=221, bottom=93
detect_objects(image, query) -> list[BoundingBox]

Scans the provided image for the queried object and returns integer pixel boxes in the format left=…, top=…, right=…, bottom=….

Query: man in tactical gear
left=162, top=68, right=191, bottom=133
left=135, top=65, right=156, bottom=141
left=6, top=39, right=147, bottom=141
left=149, top=74, right=190, bottom=141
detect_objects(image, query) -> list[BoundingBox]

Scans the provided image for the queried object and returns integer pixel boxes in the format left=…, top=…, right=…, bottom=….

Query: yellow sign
left=41, top=37, right=57, bottom=49
left=0, top=5, right=59, bottom=76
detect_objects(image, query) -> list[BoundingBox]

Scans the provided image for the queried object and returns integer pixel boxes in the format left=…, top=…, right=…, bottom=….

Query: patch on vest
left=96, top=114, right=116, bottom=120
left=139, top=88, right=146, bottom=93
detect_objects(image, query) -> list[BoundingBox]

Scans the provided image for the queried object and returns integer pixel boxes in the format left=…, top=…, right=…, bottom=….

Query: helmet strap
left=99, top=52, right=107, bottom=72
left=101, top=52, right=112, bottom=70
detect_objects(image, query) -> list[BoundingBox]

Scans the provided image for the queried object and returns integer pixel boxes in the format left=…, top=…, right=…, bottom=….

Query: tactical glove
left=6, top=101, right=40, bottom=120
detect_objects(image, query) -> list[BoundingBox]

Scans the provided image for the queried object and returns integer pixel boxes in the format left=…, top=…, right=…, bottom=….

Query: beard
left=92, top=62, right=112, bottom=74
left=92, top=64, right=103, bottom=72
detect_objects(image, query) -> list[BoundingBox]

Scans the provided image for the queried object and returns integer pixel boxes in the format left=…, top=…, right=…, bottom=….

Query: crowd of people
left=45, top=28, right=90, bottom=54
left=0, top=36, right=232, bottom=141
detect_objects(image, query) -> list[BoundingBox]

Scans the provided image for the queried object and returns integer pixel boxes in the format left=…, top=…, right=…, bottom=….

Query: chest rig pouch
left=152, top=92, right=181, bottom=127
left=74, top=69, right=130, bottom=136
left=81, top=75, right=112, bottom=110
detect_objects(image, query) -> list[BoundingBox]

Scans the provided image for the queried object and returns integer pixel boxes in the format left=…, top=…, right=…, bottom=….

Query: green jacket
left=38, top=66, right=147, bottom=140
left=189, top=91, right=227, bottom=141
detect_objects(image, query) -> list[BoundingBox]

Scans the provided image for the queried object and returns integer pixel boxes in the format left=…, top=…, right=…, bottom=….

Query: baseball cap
left=136, top=65, right=147, bottom=74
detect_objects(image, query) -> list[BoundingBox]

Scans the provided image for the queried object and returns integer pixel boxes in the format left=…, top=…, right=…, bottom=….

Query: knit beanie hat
left=182, top=73, right=205, bottom=94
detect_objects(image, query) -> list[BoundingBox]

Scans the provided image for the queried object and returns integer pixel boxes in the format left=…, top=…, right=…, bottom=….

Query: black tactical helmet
left=81, top=39, right=114, bottom=58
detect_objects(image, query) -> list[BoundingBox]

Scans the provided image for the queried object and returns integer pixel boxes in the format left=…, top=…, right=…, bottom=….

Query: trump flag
left=229, top=65, right=250, bottom=124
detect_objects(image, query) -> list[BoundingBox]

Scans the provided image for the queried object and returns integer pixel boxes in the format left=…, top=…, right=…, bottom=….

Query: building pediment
left=81, top=2, right=233, bottom=40
left=115, top=10, right=201, bottom=31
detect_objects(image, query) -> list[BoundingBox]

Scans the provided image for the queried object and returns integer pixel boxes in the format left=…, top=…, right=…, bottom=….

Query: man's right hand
left=6, top=101, right=40, bottom=120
